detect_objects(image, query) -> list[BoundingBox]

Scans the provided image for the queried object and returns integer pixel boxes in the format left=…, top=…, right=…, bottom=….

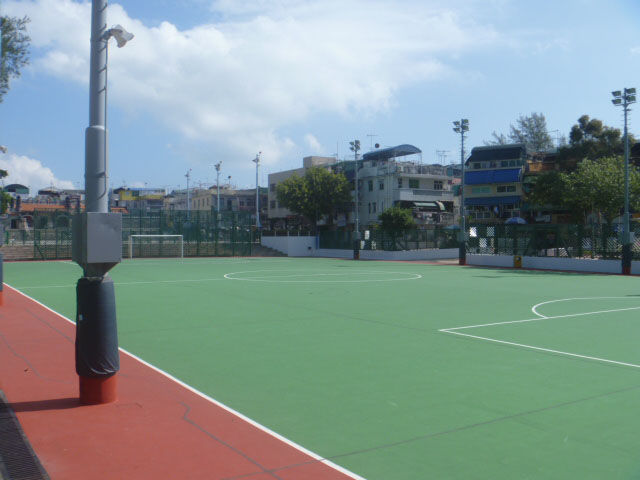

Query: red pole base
left=0, top=290, right=4, bottom=306
left=622, top=266, right=631, bottom=275
left=79, top=375, right=117, bottom=405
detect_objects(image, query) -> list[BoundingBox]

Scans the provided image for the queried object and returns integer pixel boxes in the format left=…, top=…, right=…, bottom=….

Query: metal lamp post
left=185, top=168, right=192, bottom=220
left=214, top=161, right=222, bottom=215
left=349, top=140, right=361, bottom=260
left=612, top=88, right=636, bottom=275
left=252, top=152, right=261, bottom=228
left=453, top=119, right=469, bottom=266
left=72, top=0, right=133, bottom=404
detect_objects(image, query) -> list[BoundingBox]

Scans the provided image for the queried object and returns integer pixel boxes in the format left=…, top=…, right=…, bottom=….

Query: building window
left=368, top=203, right=371, bottom=214
left=398, top=178, right=403, bottom=188
left=379, top=181, right=384, bottom=190
left=270, top=183, right=276, bottom=192
left=368, top=180, right=373, bottom=192
left=501, top=160, right=509, bottom=167
left=498, top=185, right=517, bottom=193
left=270, top=200, right=276, bottom=209
left=434, top=181, right=443, bottom=190
left=409, top=179, right=419, bottom=189
left=473, top=163, right=481, bottom=169
left=372, top=202, right=377, bottom=213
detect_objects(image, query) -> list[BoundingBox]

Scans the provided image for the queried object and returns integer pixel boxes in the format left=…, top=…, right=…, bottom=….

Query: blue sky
left=1, top=0, right=639, bottom=192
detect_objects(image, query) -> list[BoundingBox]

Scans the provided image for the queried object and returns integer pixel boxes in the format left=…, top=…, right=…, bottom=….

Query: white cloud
left=5, top=0, right=504, bottom=166
left=0, top=154, right=74, bottom=193
left=304, top=133, right=322, bottom=153
left=631, top=46, right=640, bottom=56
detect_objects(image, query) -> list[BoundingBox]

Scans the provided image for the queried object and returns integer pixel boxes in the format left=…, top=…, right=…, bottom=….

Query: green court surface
left=6, top=257, right=640, bottom=479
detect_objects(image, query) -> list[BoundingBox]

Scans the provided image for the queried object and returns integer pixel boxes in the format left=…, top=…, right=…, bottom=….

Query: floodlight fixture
left=627, top=87, right=636, bottom=95
left=104, top=24, right=134, bottom=48
left=612, top=98, right=622, bottom=105
left=0, top=146, right=7, bottom=154
left=612, top=90, right=622, bottom=98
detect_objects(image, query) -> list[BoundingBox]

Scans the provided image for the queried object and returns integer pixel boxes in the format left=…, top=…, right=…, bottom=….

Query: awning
left=464, top=168, right=522, bottom=185
left=413, top=201, right=445, bottom=211
left=464, top=195, right=520, bottom=206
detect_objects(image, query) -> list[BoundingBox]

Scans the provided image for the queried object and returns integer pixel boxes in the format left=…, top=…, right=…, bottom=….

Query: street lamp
left=72, top=0, right=133, bottom=405
left=453, top=119, right=469, bottom=266
left=185, top=168, right=192, bottom=220
left=214, top=161, right=222, bottom=215
left=252, top=152, right=261, bottom=228
left=349, top=140, right=361, bottom=260
left=612, top=87, right=636, bottom=275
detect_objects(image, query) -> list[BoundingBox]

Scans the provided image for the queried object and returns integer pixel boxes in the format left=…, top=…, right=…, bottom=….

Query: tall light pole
left=349, top=140, right=361, bottom=260
left=214, top=161, right=222, bottom=215
left=453, top=119, right=469, bottom=266
left=185, top=168, right=192, bottom=220
left=73, top=0, right=133, bottom=404
left=252, top=152, right=261, bottom=228
left=612, top=88, right=636, bottom=275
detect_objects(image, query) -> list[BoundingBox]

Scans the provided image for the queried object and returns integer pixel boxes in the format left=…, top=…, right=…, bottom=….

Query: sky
left=0, top=0, right=639, bottom=193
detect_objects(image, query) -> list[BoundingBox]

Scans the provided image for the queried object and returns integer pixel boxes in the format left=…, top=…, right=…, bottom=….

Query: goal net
left=128, top=235, right=184, bottom=259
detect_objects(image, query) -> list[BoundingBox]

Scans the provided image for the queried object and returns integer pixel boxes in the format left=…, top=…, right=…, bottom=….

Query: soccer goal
left=128, top=235, right=184, bottom=259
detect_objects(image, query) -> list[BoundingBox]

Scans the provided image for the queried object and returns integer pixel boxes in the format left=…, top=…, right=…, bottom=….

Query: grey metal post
left=349, top=140, right=361, bottom=259
left=186, top=169, right=191, bottom=220
left=612, top=88, right=636, bottom=275
left=73, top=0, right=132, bottom=404
left=253, top=153, right=261, bottom=228
left=453, top=119, right=469, bottom=265
left=214, top=162, right=221, bottom=214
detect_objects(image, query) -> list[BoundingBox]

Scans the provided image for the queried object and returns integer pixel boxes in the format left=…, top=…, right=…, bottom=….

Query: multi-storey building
left=463, top=144, right=528, bottom=222
left=354, top=144, right=458, bottom=226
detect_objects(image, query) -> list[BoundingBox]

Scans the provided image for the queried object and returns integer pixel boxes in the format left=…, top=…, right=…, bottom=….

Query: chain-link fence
left=4, top=210, right=257, bottom=260
left=317, top=227, right=459, bottom=251
left=466, top=223, right=640, bottom=259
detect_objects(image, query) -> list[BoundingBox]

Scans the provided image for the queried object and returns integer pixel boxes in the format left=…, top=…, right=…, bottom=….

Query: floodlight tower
left=214, top=161, right=222, bottom=215
left=453, top=119, right=469, bottom=265
left=349, top=140, right=361, bottom=260
left=612, top=88, right=636, bottom=275
left=185, top=168, right=192, bottom=220
left=73, top=0, right=133, bottom=404
left=252, top=152, right=261, bottom=228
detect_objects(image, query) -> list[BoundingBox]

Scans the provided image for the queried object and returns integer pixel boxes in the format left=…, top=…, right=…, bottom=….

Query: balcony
left=394, top=188, right=454, bottom=202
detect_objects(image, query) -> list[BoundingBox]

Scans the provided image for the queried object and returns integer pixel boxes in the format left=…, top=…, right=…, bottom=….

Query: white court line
left=440, top=298, right=640, bottom=370
left=13, top=277, right=227, bottom=289
left=531, top=296, right=637, bottom=319
left=4, top=283, right=367, bottom=480
left=224, top=269, right=422, bottom=283
left=442, top=330, right=640, bottom=369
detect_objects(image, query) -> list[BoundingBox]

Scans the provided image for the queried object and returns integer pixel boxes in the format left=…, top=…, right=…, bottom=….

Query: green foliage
left=276, top=167, right=351, bottom=228
left=557, top=115, right=633, bottom=170
left=531, top=156, right=640, bottom=223
left=486, top=112, right=554, bottom=151
left=0, top=14, right=30, bottom=102
left=377, top=206, right=416, bottom=233
left=0, top=190, right=10, bottom=214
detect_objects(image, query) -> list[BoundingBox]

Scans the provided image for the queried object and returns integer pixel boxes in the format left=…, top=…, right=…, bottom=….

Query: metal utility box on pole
left=72, top=0, right=132, bottom=404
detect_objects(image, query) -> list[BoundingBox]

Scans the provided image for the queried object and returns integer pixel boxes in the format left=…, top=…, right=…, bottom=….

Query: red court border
left=0, top=284, right=364, bottom=480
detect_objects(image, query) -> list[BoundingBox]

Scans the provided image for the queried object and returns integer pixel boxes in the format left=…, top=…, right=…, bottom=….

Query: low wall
left=262, top=236, right=458, bottom=260
left=468, top=254, right=639, bottom=275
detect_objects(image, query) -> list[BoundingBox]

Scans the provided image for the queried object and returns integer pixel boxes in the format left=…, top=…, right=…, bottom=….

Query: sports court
left=3, top=257, right=640, bottom=479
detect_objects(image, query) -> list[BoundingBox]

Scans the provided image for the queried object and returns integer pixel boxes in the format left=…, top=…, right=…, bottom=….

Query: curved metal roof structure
left=362, top=144, right=421, bottom=161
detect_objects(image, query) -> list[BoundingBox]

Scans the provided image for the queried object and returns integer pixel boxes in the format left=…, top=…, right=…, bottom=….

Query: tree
left=276, top=167, right=351, bottom=230
left=557, top=115, right=633, bottom=170
left=0, top=168, right=9, bottom=213
left=0, top=14, right=31, bottom=102
left=485, top=112, right=554, bottom=151
left=377, top=206, right=416, bottom=233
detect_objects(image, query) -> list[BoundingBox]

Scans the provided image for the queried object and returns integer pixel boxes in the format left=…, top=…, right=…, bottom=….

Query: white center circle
left=224, top=269, right=422, bottom=283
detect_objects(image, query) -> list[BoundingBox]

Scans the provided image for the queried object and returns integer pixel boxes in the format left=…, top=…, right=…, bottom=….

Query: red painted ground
left=0, top=285, right=360, bottom=480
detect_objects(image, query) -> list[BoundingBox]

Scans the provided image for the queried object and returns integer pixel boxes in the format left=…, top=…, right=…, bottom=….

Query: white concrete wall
left=261, top=235, right=457, bottom=260
left=468, top=254, right=639, bottom=275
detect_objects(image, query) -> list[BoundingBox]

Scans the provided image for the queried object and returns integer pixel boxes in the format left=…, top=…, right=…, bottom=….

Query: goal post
left=128, top=235, right=184, bottom=259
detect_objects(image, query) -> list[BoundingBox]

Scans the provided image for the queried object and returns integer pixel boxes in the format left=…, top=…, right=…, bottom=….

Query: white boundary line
left=224, top=269, right=422, bottom=283
left=4, top=283, right=367, bottom=480
left=440, top=297, right=640, bottom=369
